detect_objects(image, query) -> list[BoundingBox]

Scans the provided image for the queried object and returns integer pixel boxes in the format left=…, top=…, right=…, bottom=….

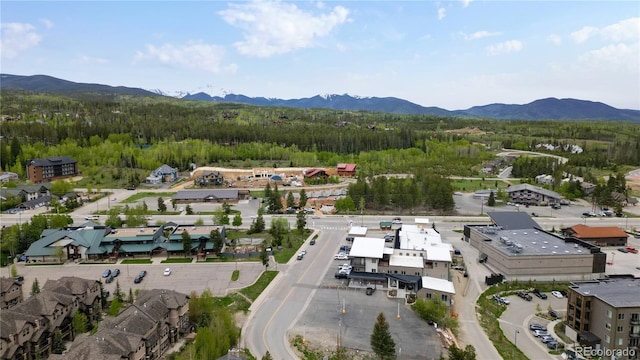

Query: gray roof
left=29, top=156, right=76, bottom=167
left=487, top=211, right=541, bottom=230
left=506, top=183, right=561, bottom=199
left=570, top=278, right=640, bottom=308
left=472, top=225, right=590, bottom=256
left=152, top=164, right=177, bottom=176
left=173, top=189, right=239, bottom=201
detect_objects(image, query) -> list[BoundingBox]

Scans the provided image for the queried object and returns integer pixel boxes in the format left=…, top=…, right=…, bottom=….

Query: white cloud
left=600, top=17, right=639, bottom=42
left=570, top=26, right=599, bottom=43
left=438, top=8, right=446, bottom=20
left=461, top=0, right=473, bottom=8
left=39, top=19, right=54, bottom=29
left=570, top=18, right=639, bottom=44
left=486, top=40, right=523, bottom=55
left=134, top=41, right=237, bottom=73
left=579, top=42, right=639, bottom=71
left=547, top=34, right=562, bottom=45
left=462, top=30, right=501, bottom=40
left=0, top=22, right=42, bottom=59
left=219, top=1, right=350, bottom=57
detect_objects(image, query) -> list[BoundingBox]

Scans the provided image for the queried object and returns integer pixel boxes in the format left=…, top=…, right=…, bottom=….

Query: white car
left=334, top=253, right=349, bottom=260
left=163, top=268, right=171, bottom=276
left=338, top=264, right=352, bottom=271
left=551, top=291, right=563, bottom=299
left=301, top=250, right=307, bottom=256
left=85, top=215, right=99, bottom=220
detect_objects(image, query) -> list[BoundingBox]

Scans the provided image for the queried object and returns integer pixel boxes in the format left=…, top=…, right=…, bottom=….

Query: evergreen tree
left=260, top=247, right=269, bottom=270
left=114, top=280, right=123, bottom=302
left=488, top=191, right=496, bottom=207
left=262, top=351, right=273, bottom=360
left=299, top=189, right=308, bottom=208
left=182, top=230, right=192, bottom=257
left=128, top=288, right=134, bottom=303
left=72, top=311, right=88, bottom=334
left=286, top=191, right=295, bottom=208
left=210, top=229, right=223, bottom=255
left=31, top=278, right=40, bottom=295
left=51, top=328, right=66, bottom=354
left=370, top=312, right=396, bottom=359
left=157, top=197, right=167, bottom=213
left=296, top=211, right=307, bottom=232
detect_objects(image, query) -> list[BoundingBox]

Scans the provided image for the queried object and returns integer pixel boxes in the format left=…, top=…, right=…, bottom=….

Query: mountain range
left=2, top=74, right=639, bottom=122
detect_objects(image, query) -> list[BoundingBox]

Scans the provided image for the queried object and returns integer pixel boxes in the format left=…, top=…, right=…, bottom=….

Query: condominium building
left=27, top=156, right=78, bottom=183
left=565, top=277, right=640, bottom=358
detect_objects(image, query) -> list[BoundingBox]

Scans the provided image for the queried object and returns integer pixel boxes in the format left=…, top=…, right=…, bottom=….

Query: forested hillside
left=1, top=90, right=639, bottom=190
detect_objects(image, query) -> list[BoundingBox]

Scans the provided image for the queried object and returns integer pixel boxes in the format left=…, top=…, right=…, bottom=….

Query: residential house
left=0, top=277, right=102, bottom=360
left=0, top=172, right=19, bottom=183
left=506, top=183, right=561, bottom=206
left=27, top=156, right=78, bottom=183
left=196, top=170, right=224, bottom=187
left=49, top=288, right=190, bottom=360
left=336, top=163, right=357, bottom=177
left=146, top=164, right=179, bottom=184
left=304, top=168, right=328, bottom=179
left=562, top=224, right=629, bottom=247
left=0, top=277, right=23, bottom=309
left=564, top=278, right=640, bottom=355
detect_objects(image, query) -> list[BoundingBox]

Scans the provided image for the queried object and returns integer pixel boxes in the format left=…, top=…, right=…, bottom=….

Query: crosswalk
left=310, top=225, right=351, bottom=230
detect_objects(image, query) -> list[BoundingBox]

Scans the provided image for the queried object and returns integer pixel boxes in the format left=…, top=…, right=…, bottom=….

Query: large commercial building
left=465, top=212, right=606, bottom=280
left=565, top=277, right=640, bottom=359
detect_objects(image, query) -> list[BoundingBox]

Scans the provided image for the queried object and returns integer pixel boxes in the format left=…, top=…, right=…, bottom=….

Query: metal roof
left=487, top=211, right=541, bottom=230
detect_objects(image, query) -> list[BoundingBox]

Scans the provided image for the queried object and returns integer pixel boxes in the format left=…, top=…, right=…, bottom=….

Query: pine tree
left=299, top=189, right=308, bottom=208
left=370, top=312, right=396, bottom=359
left=488, top=191, right=496, bottom=207
left=31, top=278, right=40, bottom=295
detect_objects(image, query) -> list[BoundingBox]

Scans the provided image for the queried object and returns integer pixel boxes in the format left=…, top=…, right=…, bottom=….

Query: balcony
left=631, top=318, right=640, bottom=325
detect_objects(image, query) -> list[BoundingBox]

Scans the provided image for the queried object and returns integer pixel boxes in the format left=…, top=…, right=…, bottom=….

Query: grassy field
left=121, top=192, right=176, bottom=203
left=239, top=270, right=278, bottom=301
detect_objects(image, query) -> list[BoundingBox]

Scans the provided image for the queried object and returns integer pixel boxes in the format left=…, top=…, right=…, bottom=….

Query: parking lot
left=289, top=236, right=443, bottom=359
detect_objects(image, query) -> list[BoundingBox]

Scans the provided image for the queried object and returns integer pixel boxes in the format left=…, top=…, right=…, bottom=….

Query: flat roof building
left=465, top=212, right=606, bottom=280
left=565, top=277, right=640, bottom=355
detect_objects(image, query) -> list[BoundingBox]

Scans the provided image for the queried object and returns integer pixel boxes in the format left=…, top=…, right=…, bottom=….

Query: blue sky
left=2, top=1, right=639, bottom=110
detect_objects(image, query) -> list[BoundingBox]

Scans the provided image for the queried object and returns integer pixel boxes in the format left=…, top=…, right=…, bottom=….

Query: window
left=617, top=326, right=624, bottom=332
left=604, top=334, right=610, bottom=343
left=606, top=309, right=612, bottom=319
left=618, top=313, right=625, bottom=320
left=605, top=323, right=611, bottom=330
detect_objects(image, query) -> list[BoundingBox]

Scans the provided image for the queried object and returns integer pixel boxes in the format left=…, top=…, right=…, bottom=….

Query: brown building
left=565, top=277, right=640, bottom=357
left=0, top=277, right=102, bottom=360
left=27, top=156, right=78, bottom=183
left=563, top=224, right=629, bottom=247
left=50, top=288, right=191, bottom=360
left=0, top=277, right=23, bottom=309
left=336, top=163, right=356, bottom=177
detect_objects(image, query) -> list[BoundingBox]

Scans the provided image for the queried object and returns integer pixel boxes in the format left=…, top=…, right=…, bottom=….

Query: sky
left=1, top=1, right=639, bottom=110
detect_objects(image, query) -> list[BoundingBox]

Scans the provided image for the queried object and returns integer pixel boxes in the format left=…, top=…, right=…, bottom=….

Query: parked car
left=297, top=253, right=304, bottom=260
left=392, top=217, right=402, bottom=224
left=14, top=275, right=24, bottom=282
left=85, top=215, right=100, bottom=220
left=618, top=247, right=629, bottom=253
left=533, top=330, right=549, bottom=337
left=625, top=247, right=638, bottom=254
left=105, top=275, right=114, bottom=284
left=138, top=270, right=147, bottom=278
left=549, top=310, right=560, bottom=319
left=346, top=236, right=354, bottom=242
left=334, top=253, right=349, bottom=260
left=551, top=291, right=563, bottom=299
left=335, top=270, right=350, bottom=279
left=310, top=239, right=316, bottom=245
left=301, top=250, right=307, bottom=256
left=134, top=275, right=143, bottom=284
left=516, top=290, right=533, bottom=301
left=112, top=269, right=120, bottom=277
left=163, top=268, right=171, bottom=276
left=126, top=185, right=136, bottom=190
left=533, top=289, right=548, bottom=299
left=102, top=269, right=112, bottom=278
left=339, top=245, right=351, bottom=253
left=366, top=287, right=376, bottom=295
left=338, top=264, right=352, bottom=271
left=529, top=323, right=546, bottom=331
left=541, top=335, right=556, bottom=344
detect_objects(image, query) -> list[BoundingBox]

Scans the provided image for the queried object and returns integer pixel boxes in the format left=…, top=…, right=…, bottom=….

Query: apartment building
left=0, top=277, right=102, bottom=360
left=27, top=157, right=78, bottom=183
left=49, top=288, right=191, bottom=360
left=0, top=277, right=23, bottom=309
left=565, top=277, right=640, bottom=359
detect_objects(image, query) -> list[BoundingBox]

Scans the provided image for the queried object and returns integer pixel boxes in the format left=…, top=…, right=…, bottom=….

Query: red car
left=625, top=247, right=638, bottom=254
